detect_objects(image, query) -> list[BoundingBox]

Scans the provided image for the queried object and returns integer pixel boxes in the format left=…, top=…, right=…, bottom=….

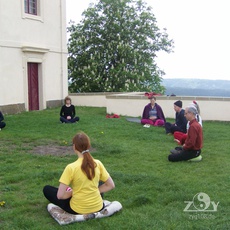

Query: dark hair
left=174, top=100, right=182, bottom=108
left=149, top=95, right=156, bottom=100
left=72, top=132, right=96, bottom=180
left=64, top=96, right=71, bottom=104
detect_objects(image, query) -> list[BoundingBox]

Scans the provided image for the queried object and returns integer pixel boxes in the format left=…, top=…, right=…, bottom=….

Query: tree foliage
left=67, top=0, right=174, bottom=93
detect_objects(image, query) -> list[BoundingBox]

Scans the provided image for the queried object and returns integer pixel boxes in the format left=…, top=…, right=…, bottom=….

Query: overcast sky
left=66, top=0, right=230, bottom=80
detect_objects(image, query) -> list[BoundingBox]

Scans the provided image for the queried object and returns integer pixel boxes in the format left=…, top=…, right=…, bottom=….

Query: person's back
left=43, top=132, right=115, bottom=214
left=60, top=158, right=109, bottom=214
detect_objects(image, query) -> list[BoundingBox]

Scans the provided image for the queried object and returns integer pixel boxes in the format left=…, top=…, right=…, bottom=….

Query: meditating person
left=43, top=132, right=115, bottom=214
left=174, top=101, right=202, bottom=145
left=168, top=105, right=203, bottom=162
left=164, top=100, right=187, bottom=134
left=0, top=111, right=6, bottom=130
left=141, top=95, right=165, bottom=126
left=60, top=96, right=80, bottom=123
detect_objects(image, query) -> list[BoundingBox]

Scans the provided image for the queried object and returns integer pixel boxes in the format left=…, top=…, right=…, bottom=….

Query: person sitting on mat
left=43, top=131, right=115, bottom=214
left=168, top=105, right=203, bottom=162
left=60, top=96, right=80, bottom=123
left=141, top=95, right=165, bottom=126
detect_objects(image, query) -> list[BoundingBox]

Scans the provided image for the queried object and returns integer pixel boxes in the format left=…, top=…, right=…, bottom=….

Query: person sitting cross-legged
left=43, top=132, right=115, bottom=215
left=60, top=96, right=80, bottom=123
left=165, top=100, right=187, bottom=135
left=168, top=105, right=203, bottom=162
left=141, top=95, right=165, bottom=127
left=173, top=100, right=202, bottom=145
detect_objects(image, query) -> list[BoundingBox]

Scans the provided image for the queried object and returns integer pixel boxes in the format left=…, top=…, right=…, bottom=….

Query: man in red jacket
left=168, top=105, right=203, bottom=162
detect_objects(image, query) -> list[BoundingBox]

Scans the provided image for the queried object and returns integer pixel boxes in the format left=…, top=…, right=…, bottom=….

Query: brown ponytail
left=72, top=132, right=96, bottom=180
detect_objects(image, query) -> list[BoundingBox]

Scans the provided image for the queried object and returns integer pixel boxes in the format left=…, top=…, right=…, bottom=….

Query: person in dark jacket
left=165, top=100, right=187, bottom=134
left=60, top=96, right=80, bottom=123
left=0, top=111, right=6, bottom=130
left=141, top=95, right=166, bottom=126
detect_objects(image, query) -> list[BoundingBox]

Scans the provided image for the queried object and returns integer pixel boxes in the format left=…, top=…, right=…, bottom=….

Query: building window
left=24, top=0, right=37, bottom=15
left=22, top=0, right=43, bottom=21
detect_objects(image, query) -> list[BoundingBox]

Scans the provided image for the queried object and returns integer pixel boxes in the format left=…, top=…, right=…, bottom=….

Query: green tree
left=67, top=0, right=173, bottom=93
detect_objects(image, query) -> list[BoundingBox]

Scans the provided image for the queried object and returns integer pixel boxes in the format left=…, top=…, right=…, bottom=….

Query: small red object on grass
left=106, top=114, right=120, bottom=118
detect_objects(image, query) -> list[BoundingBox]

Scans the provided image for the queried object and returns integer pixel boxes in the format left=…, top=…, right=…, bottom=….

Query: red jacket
left=184, top=119, right=203, bottom=150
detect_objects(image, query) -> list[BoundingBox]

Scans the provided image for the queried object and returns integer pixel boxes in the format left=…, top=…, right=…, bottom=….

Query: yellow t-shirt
left=59, top=158, right=110, bottom=214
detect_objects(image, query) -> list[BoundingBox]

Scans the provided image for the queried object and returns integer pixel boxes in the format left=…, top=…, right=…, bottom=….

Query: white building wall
left=0, top=47, right=25, bottom=105
left=0, top=0, right=68, bottom=112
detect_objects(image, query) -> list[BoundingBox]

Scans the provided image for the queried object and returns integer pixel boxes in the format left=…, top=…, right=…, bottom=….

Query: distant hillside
left=162, top=78, right=230, bottom=97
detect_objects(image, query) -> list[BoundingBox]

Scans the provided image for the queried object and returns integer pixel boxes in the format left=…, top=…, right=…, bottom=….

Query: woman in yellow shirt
left=43, top=132, right=115, bottom=214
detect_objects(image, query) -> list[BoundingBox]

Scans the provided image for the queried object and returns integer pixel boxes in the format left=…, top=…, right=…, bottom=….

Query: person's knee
left=168, top=154, right=173, bottom=161
left=141, top=119, right=145, bottom=124
left=73, top=117, right=79, bottom=122
left=43, top=185, right=50, bottom=195
left=168, top=153, right=180, bottom=162
left=156, top=120, right=164, bottom=126
left=0, top=122, right=6, bottom=129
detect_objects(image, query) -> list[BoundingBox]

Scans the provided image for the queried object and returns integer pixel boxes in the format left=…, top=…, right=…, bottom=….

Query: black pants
left=43, top=185, right=78, bottom=214
left=168, top=149, right=201, bottom=162
left=0, top=121, right=6, bottom=129
left=165, top=122, right=184, bottom=134
left=43, top=185, right=105, bottom=214
left=60, top=116, right=79, bottom=123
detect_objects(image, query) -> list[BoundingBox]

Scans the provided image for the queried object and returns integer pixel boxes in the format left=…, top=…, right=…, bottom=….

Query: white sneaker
left=143, top=124, right=150, bottom=128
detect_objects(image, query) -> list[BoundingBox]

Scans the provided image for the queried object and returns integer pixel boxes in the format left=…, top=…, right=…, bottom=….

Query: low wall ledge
left=105, top=94, right=230, bottom=101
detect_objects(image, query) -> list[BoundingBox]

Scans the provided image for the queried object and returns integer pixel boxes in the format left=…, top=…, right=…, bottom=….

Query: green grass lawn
left=0, top=107, right=229, bottom=230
